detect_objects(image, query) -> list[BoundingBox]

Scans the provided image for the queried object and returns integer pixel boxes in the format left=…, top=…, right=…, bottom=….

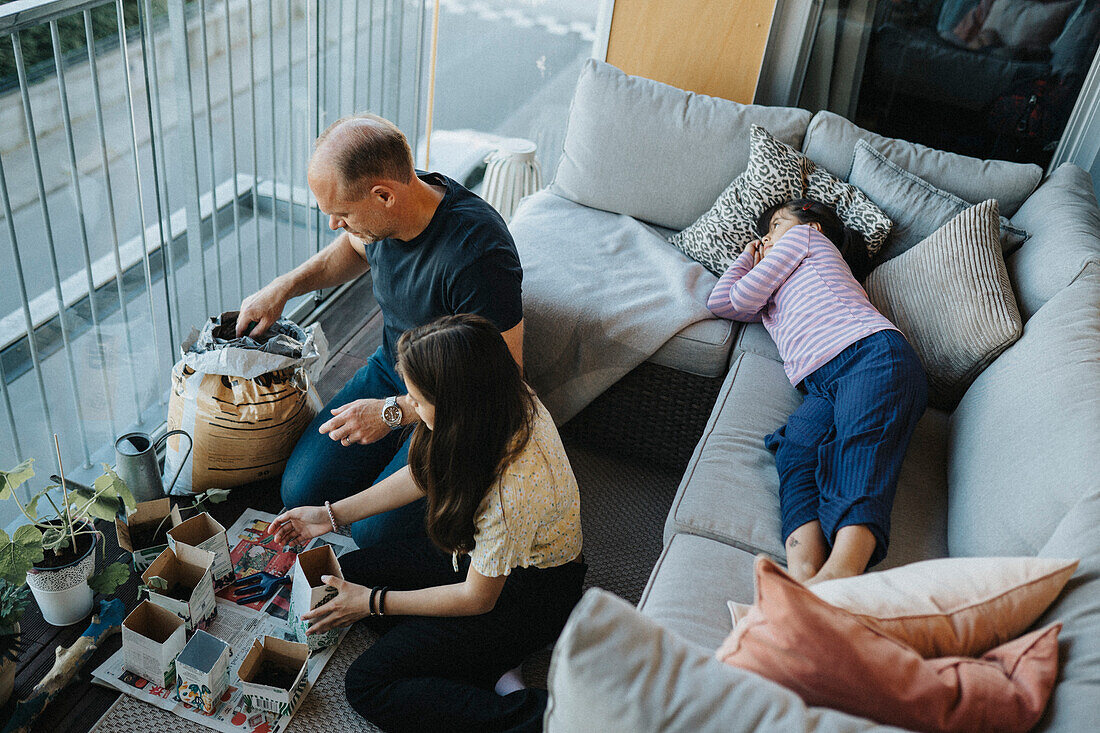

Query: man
left=237, top=113, right=523, bottom=547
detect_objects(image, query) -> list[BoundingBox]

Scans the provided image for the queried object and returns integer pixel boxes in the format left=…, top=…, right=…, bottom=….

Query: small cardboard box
left=175, top=629, right=231, bottom=714
left=167, top=511, right=234, bottom=586
left=237, top=635, right=310, bottom=716
left=116, top=498, right=183, bottom=571
left=142, top=544, right=217, bottom=631
left=288, top=545, right=343, bottom=650
left=121, top=600, right=187, bottom=688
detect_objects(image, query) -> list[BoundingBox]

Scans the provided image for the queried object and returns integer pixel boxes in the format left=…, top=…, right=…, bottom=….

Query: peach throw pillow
left=717, top=557, right=1060, bottom=733
left=727, top=556, right=1077, bottom=658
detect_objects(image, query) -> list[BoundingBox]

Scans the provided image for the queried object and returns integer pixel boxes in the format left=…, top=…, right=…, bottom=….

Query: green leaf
left=24, top=490, right=50, bottom=521
left=147, top=575, right=168, bottom=591
left=88, top=561, right=130, bottom=595
left=202, top=488, right=231, bottom=505
left=0, top=459, right=34, bottom=501
left=40, top=527, right=66, bottom=553
left=95, top=465, right=136, bottom=513
left=0, top=525, right=43, bottom=585
left=70, top=487, right=121, bottom=522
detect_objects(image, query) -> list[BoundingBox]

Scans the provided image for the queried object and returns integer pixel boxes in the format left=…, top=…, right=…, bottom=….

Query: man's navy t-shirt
left=361, top=171, right=523, bottom=365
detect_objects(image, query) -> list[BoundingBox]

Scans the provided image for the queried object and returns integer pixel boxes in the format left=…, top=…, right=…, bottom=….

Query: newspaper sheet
left=93, top=509, right=358, bottom=733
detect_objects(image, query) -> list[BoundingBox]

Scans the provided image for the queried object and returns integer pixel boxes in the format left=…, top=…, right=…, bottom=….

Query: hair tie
left=801, top=203, right=812, bottom=211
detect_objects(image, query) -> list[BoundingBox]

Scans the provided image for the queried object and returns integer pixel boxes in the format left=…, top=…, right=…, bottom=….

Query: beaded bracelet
left=324, top=500, right=339, bottom=533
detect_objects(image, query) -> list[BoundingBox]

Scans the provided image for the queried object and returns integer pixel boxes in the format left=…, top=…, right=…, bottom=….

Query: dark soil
left=156, top=582, right=193, bottom=602
left=251, top=662, right=300, bottom=690
left=34, top=527, right=95, bottom=570
left=129, top=522, right=171, bottom=551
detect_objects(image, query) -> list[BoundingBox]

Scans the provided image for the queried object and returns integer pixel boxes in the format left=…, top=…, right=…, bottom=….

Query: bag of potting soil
left=164, top=311, right=328, bottom=495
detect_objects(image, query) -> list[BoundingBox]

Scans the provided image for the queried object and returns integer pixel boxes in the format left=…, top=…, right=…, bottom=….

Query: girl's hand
left=301, top=575, right=369, bottom=635
left=746, top=239, right=762, bottom=267
left=268, top=506, right=331, bottom=547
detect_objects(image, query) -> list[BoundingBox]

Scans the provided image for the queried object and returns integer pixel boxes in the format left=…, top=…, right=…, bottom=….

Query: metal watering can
left=114, top=430, right=193, bottom=503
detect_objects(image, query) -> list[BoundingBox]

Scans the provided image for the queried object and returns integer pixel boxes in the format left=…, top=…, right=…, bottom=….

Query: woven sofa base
left=561, top=360, right=725, bottom=473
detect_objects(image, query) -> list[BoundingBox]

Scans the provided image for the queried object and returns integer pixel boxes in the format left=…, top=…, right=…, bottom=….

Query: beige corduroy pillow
left=864, top=199, right=1023, bottom=408
left=727, top=556, right=1078, bottom=659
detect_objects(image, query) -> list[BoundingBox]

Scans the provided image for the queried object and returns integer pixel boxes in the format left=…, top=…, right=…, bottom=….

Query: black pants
left=341, top=536, right=587, bottom=733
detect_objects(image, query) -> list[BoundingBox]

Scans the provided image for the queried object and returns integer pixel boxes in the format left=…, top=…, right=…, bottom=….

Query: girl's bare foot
left=804, top=525, right=877, bottom=585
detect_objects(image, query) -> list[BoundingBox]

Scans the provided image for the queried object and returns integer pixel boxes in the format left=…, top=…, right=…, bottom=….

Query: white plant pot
left=26, top=528, right=98, bottom=627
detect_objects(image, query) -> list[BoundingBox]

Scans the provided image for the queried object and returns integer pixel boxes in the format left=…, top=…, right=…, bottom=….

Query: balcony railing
left=0, top=0, right=427, bottom=508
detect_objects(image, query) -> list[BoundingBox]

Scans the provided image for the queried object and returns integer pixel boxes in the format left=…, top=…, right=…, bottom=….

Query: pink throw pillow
left=716, top=557, right=1060, bottom=733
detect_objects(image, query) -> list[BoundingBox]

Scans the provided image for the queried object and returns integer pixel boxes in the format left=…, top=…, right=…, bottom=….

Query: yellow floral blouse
left=464, top=396, right=583, bottom=577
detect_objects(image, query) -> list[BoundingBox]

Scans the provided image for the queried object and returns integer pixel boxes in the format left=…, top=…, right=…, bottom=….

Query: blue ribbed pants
left=765, top=329, right=928, bottom=566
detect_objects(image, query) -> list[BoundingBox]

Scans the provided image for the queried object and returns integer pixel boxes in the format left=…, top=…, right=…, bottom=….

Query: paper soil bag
left=142, top=544, right=217, bottom=630
left=115, top=498, right=183, bottom=571
left=288, top=545, right=343, bottom=650
left=164, top=312, right=327, bottom=495
left=167, top=511, right=234, bottom=586
left=238, top=635, right=310, bottom=716
left=175, top=629, right=231, bottom=714
left=122, top=600, right=187, bottom=688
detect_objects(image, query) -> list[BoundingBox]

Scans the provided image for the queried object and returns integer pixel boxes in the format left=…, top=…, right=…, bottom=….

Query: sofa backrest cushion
left=1007, top=163, right=1100, bottom=320
left=546, top=587, right=897, bottom=733
left=801, top=111, right=1042, bottom=217
left=550, top=59, right=812, bottom=232
left=1035, top=490, right=1100, bottom=732
left=947, top=263, right=1100, bottom=557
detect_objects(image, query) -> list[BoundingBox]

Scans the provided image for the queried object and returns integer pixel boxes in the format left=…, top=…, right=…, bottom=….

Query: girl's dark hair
left=756, top=198, right=871, bottom=282
left=397, top=314, right=535, bottom=556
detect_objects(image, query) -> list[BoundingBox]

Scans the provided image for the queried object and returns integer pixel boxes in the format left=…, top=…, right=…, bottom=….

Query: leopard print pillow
left=669, top=125, right=893, bottom=276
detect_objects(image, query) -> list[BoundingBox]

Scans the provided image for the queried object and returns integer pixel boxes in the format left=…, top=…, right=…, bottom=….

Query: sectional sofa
left=514, top=60, right=1100, bottom=732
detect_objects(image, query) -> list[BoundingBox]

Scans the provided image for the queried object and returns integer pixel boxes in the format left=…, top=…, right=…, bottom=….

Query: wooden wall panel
left=605, top=0, right=777, bottom=103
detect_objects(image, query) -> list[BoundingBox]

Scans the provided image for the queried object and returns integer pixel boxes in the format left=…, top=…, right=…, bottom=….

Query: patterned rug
left=92, top=434, right=683, bottom=732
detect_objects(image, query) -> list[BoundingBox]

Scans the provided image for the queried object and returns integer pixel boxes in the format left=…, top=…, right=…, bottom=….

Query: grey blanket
left=511, top=191, right=718, bottom=424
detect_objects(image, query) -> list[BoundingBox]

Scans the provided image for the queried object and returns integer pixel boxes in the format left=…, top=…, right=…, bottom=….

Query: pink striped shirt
left=708, top=225, right=899, bottom=386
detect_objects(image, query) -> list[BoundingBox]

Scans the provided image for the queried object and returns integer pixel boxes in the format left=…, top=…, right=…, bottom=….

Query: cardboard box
left=116, top=498, right=183, bottom=571
left=142, top=544, right=217, bottom=631
left=237, top=635, right=310, bottom=716
left=167, top=511, right=234, bottom=586
left=121, top=600, right=187, bottom=688
left=175, top=629, right=231, bottom=714
left=287, top=545, right=343, bottom=650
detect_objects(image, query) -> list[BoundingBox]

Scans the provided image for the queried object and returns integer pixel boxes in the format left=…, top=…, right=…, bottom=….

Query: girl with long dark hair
left=707, top=198, right=927, bottom=585
left=268, top=314, right=585, bottom=732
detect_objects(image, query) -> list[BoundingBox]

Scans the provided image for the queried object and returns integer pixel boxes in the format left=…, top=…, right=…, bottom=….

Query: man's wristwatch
left=381, top=396, right=403, bottom=430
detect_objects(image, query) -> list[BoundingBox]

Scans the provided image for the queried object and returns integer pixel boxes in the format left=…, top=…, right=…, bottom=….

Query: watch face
left=383, top=404, right=401, bottom=425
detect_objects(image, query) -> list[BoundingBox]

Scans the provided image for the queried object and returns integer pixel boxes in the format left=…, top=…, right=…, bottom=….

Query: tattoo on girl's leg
left=789, top=538, right=800, bottom=548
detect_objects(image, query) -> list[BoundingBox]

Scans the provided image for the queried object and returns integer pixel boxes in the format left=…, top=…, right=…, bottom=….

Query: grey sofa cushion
left=848, top=140, right=1028, bottom=264
left=948, top=263, right=1100, bottom=557
left=1007, top=163, right=1100, bottom=320
left=865, top=200, right=1023, bottom=409
left=648, top=317, right=737, bottom=378
left=638, top=532, right=757, bottom=651
left=1035, top=490, right=1100, bottom=732
left=550, top=59, right=812, bottom=232
left=546, top=587, right=904, bottom=733
left=664, top=351, right=950, bottom=568
left=801, top=111, right=1042, bottom=217
left=734, top=321, right=782, bottom=363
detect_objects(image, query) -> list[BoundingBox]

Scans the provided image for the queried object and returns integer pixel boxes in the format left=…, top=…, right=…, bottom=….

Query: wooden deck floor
left=0, top=274, right=382, bottom=733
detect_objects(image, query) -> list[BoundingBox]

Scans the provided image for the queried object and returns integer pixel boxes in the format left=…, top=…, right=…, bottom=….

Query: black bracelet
left=379, top=586, right=390, bottom=616
left=369, top=586, right=381, bottom=617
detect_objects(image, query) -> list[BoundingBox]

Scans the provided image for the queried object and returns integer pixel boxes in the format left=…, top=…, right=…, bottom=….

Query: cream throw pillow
left=727, top=556, right=1078, bottom=658
left=864, top=199, right=1023, bottom=409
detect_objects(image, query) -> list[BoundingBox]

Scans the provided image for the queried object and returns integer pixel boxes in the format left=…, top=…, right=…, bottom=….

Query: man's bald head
left=311, top=113, right=414, bottom=200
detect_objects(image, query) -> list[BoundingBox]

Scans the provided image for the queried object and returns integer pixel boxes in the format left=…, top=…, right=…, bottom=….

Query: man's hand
left=237, top=281, right=291, bottom=337
left=320, top=398, right=392, bottom=446
left=301, top=576, right=369, bottom=635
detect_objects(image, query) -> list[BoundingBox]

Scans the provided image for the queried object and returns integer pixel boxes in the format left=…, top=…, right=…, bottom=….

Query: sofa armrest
left=546, top=588, right=906, bottom=733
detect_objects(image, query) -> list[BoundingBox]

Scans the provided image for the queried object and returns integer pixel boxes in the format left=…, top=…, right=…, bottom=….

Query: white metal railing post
left=197, top=0, right=226, bottom=309
left=168, top=0, right=212, bottom=318
left=12, top=31, right=93, bottom=467
left=222, top=0, right=245, bottom=301
left=246, top=0, right=262, bottom=292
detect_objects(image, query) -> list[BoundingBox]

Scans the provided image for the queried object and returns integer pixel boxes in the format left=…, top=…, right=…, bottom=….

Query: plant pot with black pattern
left=0, top=458, right=135, bottom=627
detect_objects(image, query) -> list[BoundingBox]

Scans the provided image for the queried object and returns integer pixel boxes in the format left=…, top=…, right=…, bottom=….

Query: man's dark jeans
left=341, top=536, right=587, bottom=733
left=281, top=345, right=425, bottom=547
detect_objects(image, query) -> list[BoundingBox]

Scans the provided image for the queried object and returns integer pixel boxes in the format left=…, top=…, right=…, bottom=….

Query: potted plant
left=0, top=458, right=135, bottom=626
left=0, top=578, right=31, bottom=706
